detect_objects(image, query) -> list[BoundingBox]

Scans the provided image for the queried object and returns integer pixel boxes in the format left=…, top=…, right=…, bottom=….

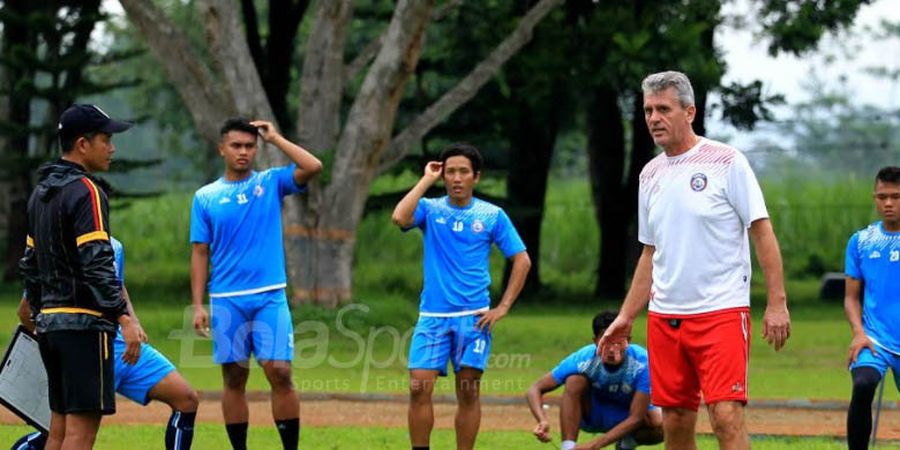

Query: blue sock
left=165, top=410, right=196, bottom=450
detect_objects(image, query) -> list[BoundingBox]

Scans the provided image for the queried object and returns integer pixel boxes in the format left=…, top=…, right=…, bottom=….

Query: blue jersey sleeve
left=190, top=194, right=211, bottom=244
left=272, top=164, right=306, bottom=197
left=550, top=346, right=593, bottom=384
left=111, top=238, right=125, bottom=286
left=403, top=198, right=430, bottom=232
left=635, top=360, right=651, bottom=395
left=845, top=233, right=861, bottom=279
left=492, top=209, right=526, bottom=258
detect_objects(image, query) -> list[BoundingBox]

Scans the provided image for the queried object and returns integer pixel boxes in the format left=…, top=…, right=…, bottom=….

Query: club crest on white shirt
left=690, top=173, right=708, bottom=192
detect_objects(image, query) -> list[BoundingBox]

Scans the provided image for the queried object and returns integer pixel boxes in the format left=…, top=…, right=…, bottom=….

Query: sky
left=709, top=0, right=900, bottom=145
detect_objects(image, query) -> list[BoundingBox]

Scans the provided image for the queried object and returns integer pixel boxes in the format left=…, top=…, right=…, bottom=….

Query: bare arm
left=191, top=243, right=211, bottom=337
left=525, top=373, right=560, bottom=443
left=391, top=161, right=442, bottom=228
left=576, top=392, right=652, bottom=450
left=599, top=245, right=655, bottom=352
left=750, top=218, right=791, bottom=351
left=844, top=277, right=875, bottom=364
left=122, top=284, right=149, bottom=342
left=476, top=251, right=531, bottom=331
left=251, top=120, right=323, bottom=186
left=17, top=297, right=34, bottom=334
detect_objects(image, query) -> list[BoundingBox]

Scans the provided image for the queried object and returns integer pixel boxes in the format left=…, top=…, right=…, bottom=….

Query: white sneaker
left=615, top=435, right=637, bottom=450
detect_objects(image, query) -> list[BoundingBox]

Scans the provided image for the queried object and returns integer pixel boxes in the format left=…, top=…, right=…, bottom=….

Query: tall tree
left=0, top=0, right=133, bottom=279
left=119, top=0, right=564, bottom=307
left=577, top=0, right=870, bottom=298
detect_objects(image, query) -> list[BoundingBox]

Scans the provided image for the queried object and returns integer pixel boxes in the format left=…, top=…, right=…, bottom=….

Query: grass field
left=0, top=424, right=894, bottom=449
left=0, top=174, right=888, bottom=446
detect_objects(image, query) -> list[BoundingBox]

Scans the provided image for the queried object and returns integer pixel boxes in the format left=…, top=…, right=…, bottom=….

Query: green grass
left=0, top=424, right=892, bottom=449
left=0, top=283, right=891, bottom=402
left=762, top=176, right=877, bottom=277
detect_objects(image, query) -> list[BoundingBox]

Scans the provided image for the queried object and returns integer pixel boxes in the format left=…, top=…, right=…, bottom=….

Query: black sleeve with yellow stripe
left=19, top=236, right=40, bottom=312
left=69, top=177, right=127, bottom=318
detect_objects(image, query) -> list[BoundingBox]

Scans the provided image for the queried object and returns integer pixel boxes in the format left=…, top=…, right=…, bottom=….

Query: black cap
left=58, top=104, right=132, bottom=144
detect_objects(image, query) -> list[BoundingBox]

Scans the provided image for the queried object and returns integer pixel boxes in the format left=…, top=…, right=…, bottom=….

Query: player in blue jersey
left=15, top=236, right=199, bottom=450
left=190, top=118, right=321, bottom=450
left=392, top=143, right=532, bottom=450
left=526, top=311, right=663, bottom=450
left=845, top=166, right=900, bottom=450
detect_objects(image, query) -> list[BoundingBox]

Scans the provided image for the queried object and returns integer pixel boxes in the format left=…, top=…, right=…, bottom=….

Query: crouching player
left=526, top=311, right=663, bottom=450
left=14, top=236, right=199, bottom=450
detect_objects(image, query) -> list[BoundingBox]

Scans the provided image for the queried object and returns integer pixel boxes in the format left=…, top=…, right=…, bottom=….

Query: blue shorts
left=850, top=347, right=900, bottom=391
left=210, top=289, right=294, bottom=364
left=408, top=314, right=491, bottom=376
left=114, top=331, right=176, bottom=405
left=580, top=393, right=657, bottom=433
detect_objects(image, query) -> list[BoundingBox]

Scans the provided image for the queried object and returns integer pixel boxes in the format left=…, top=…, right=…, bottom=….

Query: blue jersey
left=845, top=221, right=900, bottom=354
left=551, top=344, right=651, bottom=410
left=190, top=165, right=304, bottom=297
left=408, top=196, right=526, bottom=314
left=110, top=237, right=124, bottom=285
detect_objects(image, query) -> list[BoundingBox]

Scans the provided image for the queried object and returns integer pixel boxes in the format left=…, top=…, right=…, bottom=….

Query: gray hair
left=641, top=71, right=695, bottom=107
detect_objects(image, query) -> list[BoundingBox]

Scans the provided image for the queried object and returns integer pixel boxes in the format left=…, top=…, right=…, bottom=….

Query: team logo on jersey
left=472, top=220, right=484, bottom=233
left=732, top=382, right=744, bottom=393
left=219, top=197, right=231, bottom=205
left=690, top=173, right=708, bottom=192
left=436, top=217, right=447, bottom=224
left=253, top=184, right=264, bottom=197
left=869, top=250, right=882, bottom=259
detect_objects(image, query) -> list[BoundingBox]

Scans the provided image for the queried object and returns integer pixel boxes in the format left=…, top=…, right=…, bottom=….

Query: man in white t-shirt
left=600, top=71, right=791, bottom=450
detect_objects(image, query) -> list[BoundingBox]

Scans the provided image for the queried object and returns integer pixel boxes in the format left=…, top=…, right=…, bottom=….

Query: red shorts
left=647, top=307, right=751, bottom=410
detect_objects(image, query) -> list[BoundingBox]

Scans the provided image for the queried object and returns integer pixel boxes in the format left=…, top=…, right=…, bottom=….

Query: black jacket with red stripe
left=19, top=159, right=126, bottom=333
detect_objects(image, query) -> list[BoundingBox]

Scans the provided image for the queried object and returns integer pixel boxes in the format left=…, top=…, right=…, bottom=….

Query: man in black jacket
left=19, top=104, right=142, bottom=450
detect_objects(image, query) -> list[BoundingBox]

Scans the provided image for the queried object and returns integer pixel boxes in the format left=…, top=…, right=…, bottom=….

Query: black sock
left=275, top=418, right=300, bottom=450
left=165, top=411, right=196, bottom=450
left=848, top=366, right=881, bottom=450
left=412, top=447, right=430, bottom=450
left=225, top=422, right=249, bottom=450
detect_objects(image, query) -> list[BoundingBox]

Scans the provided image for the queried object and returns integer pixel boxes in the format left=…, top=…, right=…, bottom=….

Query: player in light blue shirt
left=392, top=143, right=531, bottom=450
left=526, top=311, right=663, bottom=450
left=845, top=166, right=900, bottom=450
left=189, top=118, right=322, bottom=450
left=16, top=237, right=199, bottom=450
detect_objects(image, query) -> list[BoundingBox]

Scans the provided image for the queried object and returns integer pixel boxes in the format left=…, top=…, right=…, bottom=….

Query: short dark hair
left=875, top=166, right=900, bottom=185
left=438, top=142, right=483, bottom=174
left=60, top=132, right=96, bottom=154
left=220, top=118, right=258, bottom=140
left=592, top=310, right=618, bottom=338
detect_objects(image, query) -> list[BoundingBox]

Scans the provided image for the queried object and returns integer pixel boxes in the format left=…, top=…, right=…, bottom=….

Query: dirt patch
left=2, top=395, right=899, bottom=440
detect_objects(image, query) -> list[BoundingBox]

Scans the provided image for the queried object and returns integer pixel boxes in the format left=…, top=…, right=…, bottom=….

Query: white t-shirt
left=638, top=137, right=768, bottom=315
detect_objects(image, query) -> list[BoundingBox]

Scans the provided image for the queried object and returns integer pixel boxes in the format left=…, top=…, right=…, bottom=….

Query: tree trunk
left=624, top=91, right=656, bottom=270
left=120, top=0, right=563, bottom=308
left=1, top=0, right=36, bottom=280
left=286, top=0, right=436, bottom=307
left=502, top=97, right=558, bottom=292
left=589, top=87, right=627, bottom=299
left=296, top=0, right=352, bottom=152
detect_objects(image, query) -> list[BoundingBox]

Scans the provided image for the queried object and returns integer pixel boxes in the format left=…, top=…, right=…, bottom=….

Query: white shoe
left=615, top=435, right=637, bottom=450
